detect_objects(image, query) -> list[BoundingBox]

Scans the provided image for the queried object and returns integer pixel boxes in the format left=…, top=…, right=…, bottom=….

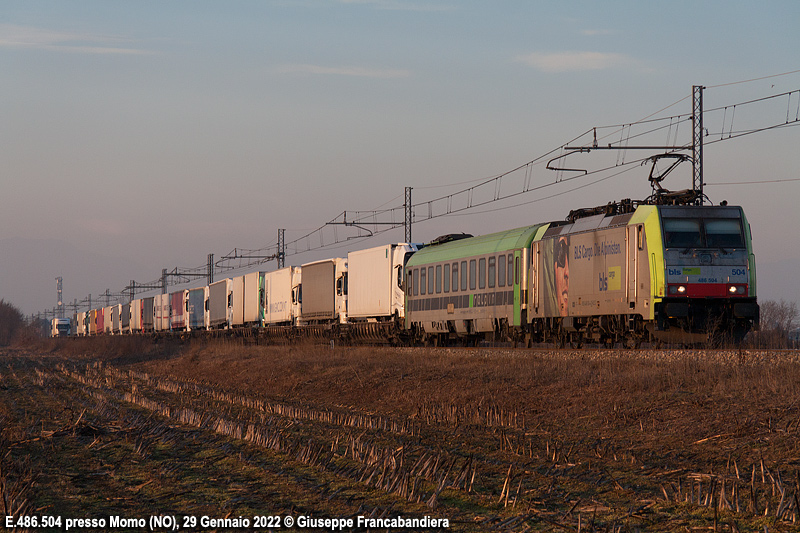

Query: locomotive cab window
left=663, top=219, right=702, bottom=248
left=663, top=217, right=745, bottom=249
left=705, top=219, right=744, bottom=248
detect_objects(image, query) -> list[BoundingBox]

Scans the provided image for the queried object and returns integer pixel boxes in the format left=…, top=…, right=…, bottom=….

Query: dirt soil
left=2, top=339, right=800, bottom=532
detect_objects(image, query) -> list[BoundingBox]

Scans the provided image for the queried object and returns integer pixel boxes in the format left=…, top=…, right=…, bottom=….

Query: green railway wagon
left=404, top=225, right=548, bottom=345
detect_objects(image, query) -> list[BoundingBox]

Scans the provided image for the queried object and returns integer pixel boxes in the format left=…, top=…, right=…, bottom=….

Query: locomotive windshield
left=704, top=219, right=745, bottom=248
left=663, top=219, right=702, bottom=248
left=663, top=217, right=744, bottom=249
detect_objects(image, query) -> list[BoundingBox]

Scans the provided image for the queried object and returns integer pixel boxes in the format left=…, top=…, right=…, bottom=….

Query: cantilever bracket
left=546, top=150, right=589, bottom=176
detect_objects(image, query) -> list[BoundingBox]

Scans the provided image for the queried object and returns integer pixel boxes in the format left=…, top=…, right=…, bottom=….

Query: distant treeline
left=750, top=299, right=799, bottom=348
left=0, top=299, right=25, bottom=346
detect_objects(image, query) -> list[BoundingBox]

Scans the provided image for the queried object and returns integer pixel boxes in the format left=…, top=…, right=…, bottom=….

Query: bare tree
left=756, top=299, right=799, bottom=347
left=0, top=299, right=25, bottom=346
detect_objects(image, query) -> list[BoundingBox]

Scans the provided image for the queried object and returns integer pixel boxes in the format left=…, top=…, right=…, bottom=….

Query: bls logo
left=668, top=268, right=682, bottom=276
left=598, top=272, right=608, bottom=292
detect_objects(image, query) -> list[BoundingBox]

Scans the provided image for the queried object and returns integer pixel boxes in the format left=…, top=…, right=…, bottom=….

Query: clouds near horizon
left=0, top=24, right=154, bottom=55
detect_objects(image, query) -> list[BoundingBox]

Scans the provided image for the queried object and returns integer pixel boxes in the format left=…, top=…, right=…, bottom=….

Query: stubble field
left=2, top=339, right=800, bottom=532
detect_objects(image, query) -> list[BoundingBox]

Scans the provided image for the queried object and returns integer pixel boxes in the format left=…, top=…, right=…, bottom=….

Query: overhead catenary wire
left=205, top=86, right=800, bottom=272
left=706, top=177, right=800, bottom=185
left=705, top=69, right=800, bottom=89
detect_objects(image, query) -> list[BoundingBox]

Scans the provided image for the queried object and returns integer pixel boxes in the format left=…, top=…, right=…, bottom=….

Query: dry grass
left=3, top=340, right=800, bottom=531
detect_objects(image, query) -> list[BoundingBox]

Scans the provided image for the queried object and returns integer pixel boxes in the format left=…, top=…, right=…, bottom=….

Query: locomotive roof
left=407, top=224, right=547, bottom=266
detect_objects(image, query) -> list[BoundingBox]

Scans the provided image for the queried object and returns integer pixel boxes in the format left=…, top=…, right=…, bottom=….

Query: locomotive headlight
left=668, top=284, right=687, bottom=295
left=727, top=284, right=746, bottom=295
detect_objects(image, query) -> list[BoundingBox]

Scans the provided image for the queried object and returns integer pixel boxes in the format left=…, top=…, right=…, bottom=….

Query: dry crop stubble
left=3, top=341, right=800, bottom=531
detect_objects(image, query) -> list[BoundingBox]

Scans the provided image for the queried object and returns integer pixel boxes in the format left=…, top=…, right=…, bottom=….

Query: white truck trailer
left=264, top=266, right=301, bottom=325
left=299, top=258, right=348, bottom=325
left=208, top=278, right=233, bottom=329
left=347, top=243, right=418, bottom=322
left=231, top=272, right=265, bottom=328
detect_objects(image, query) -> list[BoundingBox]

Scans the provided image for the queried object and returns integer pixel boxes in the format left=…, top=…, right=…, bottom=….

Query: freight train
left=62, top=196, right=760, bottom=347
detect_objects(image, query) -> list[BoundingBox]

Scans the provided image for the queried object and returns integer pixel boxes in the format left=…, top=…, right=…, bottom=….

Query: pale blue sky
left=2, top=1, right=799, bottom=315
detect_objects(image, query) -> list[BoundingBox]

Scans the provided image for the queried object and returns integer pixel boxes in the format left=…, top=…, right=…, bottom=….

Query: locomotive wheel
left=624, top=336, right=641, bottom=349
left=556, top=332, right=567, bottom=349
